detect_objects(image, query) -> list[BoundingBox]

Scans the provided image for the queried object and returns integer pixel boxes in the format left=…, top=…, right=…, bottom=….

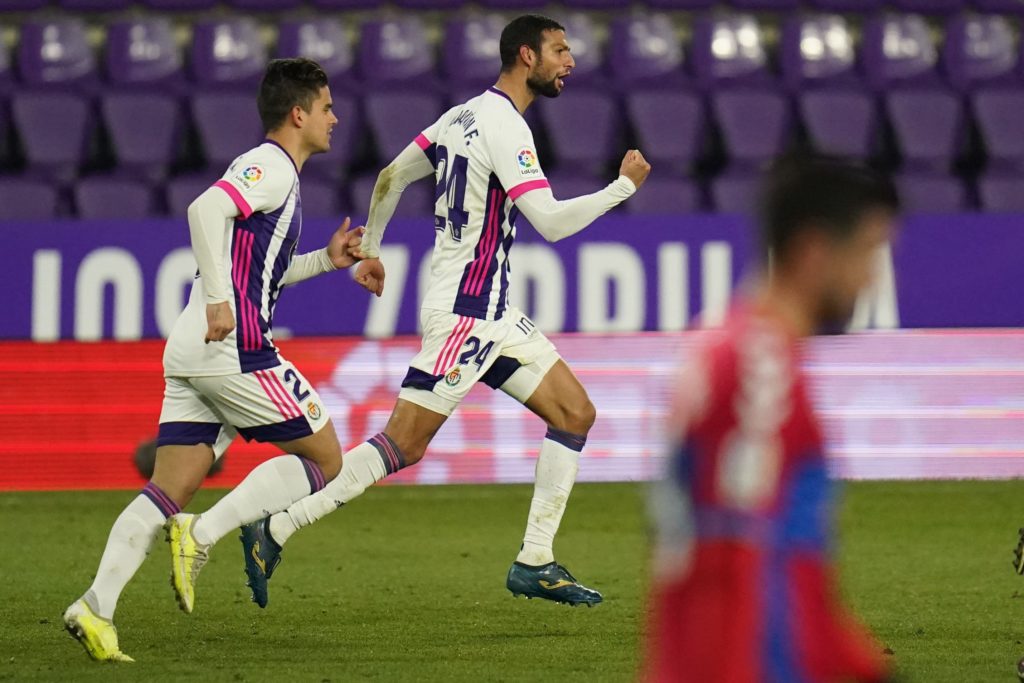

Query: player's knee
left=560, top=398, right=596, bottom=436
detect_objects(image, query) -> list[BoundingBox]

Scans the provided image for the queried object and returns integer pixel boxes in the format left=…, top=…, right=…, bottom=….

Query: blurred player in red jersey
left=646, top=156, right=899, bottom=683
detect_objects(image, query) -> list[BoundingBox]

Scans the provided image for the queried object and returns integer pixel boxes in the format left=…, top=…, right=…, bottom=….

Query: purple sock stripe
left=141, top=482, right=180, bottom=518
left=298, top=456, right=325, bottom=493
left=544, top=427, right=587, bottom=453
left=376, top=432, right=406, bottom=470
left=369, top=433, right=404, bottom=475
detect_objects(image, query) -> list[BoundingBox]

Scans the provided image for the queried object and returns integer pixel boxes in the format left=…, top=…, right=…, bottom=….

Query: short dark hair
left=499, top=15, right=566, bottom=72
left=257, top=58, right=329, bottom=133
left=758, top=155, right=900, bottom=261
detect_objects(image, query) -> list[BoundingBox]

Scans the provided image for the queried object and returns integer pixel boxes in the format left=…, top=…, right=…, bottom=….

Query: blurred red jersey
left=645, top=305, right=889, bottom=683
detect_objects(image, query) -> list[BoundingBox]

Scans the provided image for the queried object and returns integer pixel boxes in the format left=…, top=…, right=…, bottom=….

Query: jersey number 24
left=434, top=145, right=469, bottom=242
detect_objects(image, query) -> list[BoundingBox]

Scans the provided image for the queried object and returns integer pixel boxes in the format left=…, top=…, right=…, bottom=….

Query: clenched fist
left=619, top=149, right=652, bottom=190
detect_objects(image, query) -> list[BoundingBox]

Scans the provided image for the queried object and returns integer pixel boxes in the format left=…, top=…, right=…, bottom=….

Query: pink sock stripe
left=465, top=189, right=499, bottom=295
left=507, top=178, right=550, bottom=202
left=270, top=372, right=302, bottom=419
left=298, top=456, right=325, bottom=492
left=414, top=133, right=431, bottom=151
left=141, top=482, right=180, bottom=517
left=371, top=433, right=404, bottom=473
left=213, top=180, right=253, bottom=219
left=433, top=316, right=470, bottom=375
left=255, top=370, right=291, bottom=419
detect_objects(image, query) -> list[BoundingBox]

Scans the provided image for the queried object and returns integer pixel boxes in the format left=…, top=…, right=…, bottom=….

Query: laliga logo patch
left=444, top=366, right=462, bottom=387
left=234, top=164, right=264, bottom=190
left=307, top=401, right=322, bottom=420
left=517, top=148, right=540, bottom=176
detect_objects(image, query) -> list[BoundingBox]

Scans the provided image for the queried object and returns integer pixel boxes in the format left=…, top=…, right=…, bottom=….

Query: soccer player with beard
left=645, top=156, right=898, bottom=683
left=193, top=14, right=651, bottom=610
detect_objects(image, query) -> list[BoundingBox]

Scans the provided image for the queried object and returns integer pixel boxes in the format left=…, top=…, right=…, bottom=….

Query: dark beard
left=527, top=72, right=561, bottom=98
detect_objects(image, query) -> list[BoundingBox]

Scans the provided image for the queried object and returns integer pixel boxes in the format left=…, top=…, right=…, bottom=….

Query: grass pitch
left=0, top=481, right=1021, bottom=682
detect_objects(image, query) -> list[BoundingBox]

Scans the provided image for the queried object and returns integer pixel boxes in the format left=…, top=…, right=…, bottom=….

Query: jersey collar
left=487, top=87, right=523, bottom=118
left=263, top=139, right=300, bottom=175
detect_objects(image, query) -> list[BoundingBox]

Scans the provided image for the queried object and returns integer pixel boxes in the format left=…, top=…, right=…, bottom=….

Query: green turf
left=0, top=481, right=1021, bottom=682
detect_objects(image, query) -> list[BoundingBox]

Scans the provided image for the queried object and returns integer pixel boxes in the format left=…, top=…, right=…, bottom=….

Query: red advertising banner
left=2, top=331, right=1023, bottom=491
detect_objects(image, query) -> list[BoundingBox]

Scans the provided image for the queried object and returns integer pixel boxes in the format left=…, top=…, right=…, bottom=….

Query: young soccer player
left=63, top=58, right=364, bottom=662
left=645, top=156, right=898, bottom=683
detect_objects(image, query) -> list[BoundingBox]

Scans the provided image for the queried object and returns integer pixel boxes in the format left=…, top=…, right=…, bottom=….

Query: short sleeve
left=489, top=120, right=550, bottom=202
left=212, top=151, right=294, bottom=219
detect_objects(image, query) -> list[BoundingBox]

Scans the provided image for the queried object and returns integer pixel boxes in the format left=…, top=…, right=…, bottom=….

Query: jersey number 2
left=434, top=145, right=469, bottom=242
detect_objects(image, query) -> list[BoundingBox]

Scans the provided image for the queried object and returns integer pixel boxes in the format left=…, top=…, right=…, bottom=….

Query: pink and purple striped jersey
left=414, top=88, right=551, bottom=322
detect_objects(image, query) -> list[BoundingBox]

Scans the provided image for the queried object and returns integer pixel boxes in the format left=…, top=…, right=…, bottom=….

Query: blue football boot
left=240, top=517, right=282, bottom=608
left=506, top=561, right=603, bottom=607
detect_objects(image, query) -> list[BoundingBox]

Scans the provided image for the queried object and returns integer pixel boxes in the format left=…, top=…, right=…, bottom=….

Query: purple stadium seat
left=710, top=170, right=759, bottom=214
left=730, top=0, right=800, bottom=8
left=12, top=92, right=92, bottom=183
left=712, top=90, right=792, bottom=167
left=18, top=19, right=97, bottom=90
left=943, top=15, right=1017, bottom=92
left=974, top=0, right=1024, bottom=13
left=624, top=177, right=702, bottom=214
left=647, top=0, right=715, bottom=7
left=0, top=0, right=50, bottom=9
left=350, top=172, right=433, bottom=217
left=277, top=19, right=355, bottom=89
left=799, top=89, right=878, bottom=158
left=978, top=172, right=1024, bottom=211
left=106, top=19, right=184, bottom=90
left=971, top=88, right=1024, bottom=171
left=692, top=14, right=772, bottom=91
left=444, top=16, right=503, bottom=88
left=143, top=0, right=217, bottom=9
left=229, top=0, right=303, bottom=9
left=809, top=0, right=884, bottom=8
left=862, top=14, right=940, bottom=91
left=890, top=0, right=966, bottom=13
left=0, top=178, right=58, bottom=221
left=626, top=90, right=706, bottom=171
left=564, top=0, right=632, bottom=8
left=298, top=179, right=340, bottom=219
left=101, top=93, right=182, bottom=182
left=303, top=93, right=360, bottom=182
left=894, top=173, right=968, bottom=213
left=191, top=93, right=264, bottom=169
left=885, top=88, right=964, bottom=170
left=608, top=15, right=685, bottom=89
left=309, top=0, right=379, bottom=8
left=364, top=92, right=443, bottom=162
left=478, top=0, right=547, bottom=8
left=396, top=0, right=465, bottom=8
left=191, top=19, right=267, bottom=89
left=537, top=89, right=619, bottom=174
left=75, top=177, right=156, bottom=219
left=358, top=19, right=436, bottom=89
left=60, top=0, right=133, bottom=9
left=561, top=15, right=604, bottom=86
left=166, top=173, right=218, bottom=217
left=780, top=14, right=859, bottom=92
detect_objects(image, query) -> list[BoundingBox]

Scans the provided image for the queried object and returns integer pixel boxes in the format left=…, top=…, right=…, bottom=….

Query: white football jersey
left=163, top=141, right=302, bottom=377
left=414, top=88, right=551, bottom=321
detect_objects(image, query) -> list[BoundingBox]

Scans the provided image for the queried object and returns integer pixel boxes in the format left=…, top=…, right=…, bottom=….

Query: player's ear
left=519, top=44, right=535, bottom=68
left=290, top=104, right=306, bottom=129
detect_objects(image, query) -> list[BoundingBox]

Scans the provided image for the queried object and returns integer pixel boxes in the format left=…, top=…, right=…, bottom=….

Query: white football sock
left=192, top=455, right=325, bottom=547
left=516, top=428, right=584, bottom=567
left=84, top=483, right=178, bottom=619
left=268, top=433, right=402, bottom=546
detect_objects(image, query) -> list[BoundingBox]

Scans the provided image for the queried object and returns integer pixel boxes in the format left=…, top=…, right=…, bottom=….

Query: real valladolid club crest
left=307, top=401, right=322, bottom=420
left=445, top=366, right=462, bottom=387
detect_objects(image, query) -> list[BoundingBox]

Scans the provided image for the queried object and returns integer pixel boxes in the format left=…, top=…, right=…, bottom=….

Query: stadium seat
left=894, top=173, right=969, bottom=213
left=626, top=90, right=706, bottom=172
left=885, top=88, right=964, bottom=170
left=0, top=0, right=50, bottom=10
left=942, top=15, right=1018, bottom=93
left=364, top=92, right=444, bottom=162
left=143, top=0, right=218, bottom=9
left=730, top=0, right=800, bottom=9
left=74, top=177, right=156, bottom=220
left=891, top=0, right=966, bottom=13
left=564, top=0, right=633, bottom=8
left=973, top=0, right=1024, bottom=13
left=443, top=16, right=504, bottom=89
left=691, top=14, right=773, bottom=91
left=101, top=93, right=182, bottom=182
left=166, top=173, right=217, bottom=217
left=0, top=177, right=59, bottom=220
left=862, top=14, right=941, bottom=92
left=608, top=15, right=685, bottom=89
left=972, top=88, right=1024, bottom=171
left=303, top=93, right=361, bottom=183
left=298, top=178, right=341, bottom=219
left=710, top=170, right=759, bottom=214
left=277, top=19, right=356, bottom=89
left=558, top=15, right=604, bottom=86
left=60, top=0, right=133, bottom=9
left=350, top=172, right=433, bottom=217
left=395, top=0, right=466, bottom=8
left=537, top=89, right=619, bottom=174
left=977, top=172, right=1024, bottom=211
left=11, top=92, right=92, bottom=184
left=229, top=0, right=304, bottom=9
left=646, top=0, right=715, bottom=8
left=808, top=0, right=884, bottom=8
left=17, top=19, right=98, bottom=91
left=624, top=177, right=702, bottom=214
left=358, top=19, right=436, bottom=89
left=780, top=14, right=859, bottom=93
left=711, top=89, right=792, bottom=168
left=191, top=92, right=264, bottom=169
left=190, top=19, right=267, bottom=88
left=106, top=18, right=185, bottom=91
left=309, top=0, right=380, bottom=8
left=799, top=89, right=878, bottom=158
left=478, top=0, right=547, bottom=9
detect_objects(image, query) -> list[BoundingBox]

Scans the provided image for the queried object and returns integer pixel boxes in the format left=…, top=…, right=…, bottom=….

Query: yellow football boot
left=166, top=513, right=210, bottom=614
left=63, top=598, right=134, bottom=662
